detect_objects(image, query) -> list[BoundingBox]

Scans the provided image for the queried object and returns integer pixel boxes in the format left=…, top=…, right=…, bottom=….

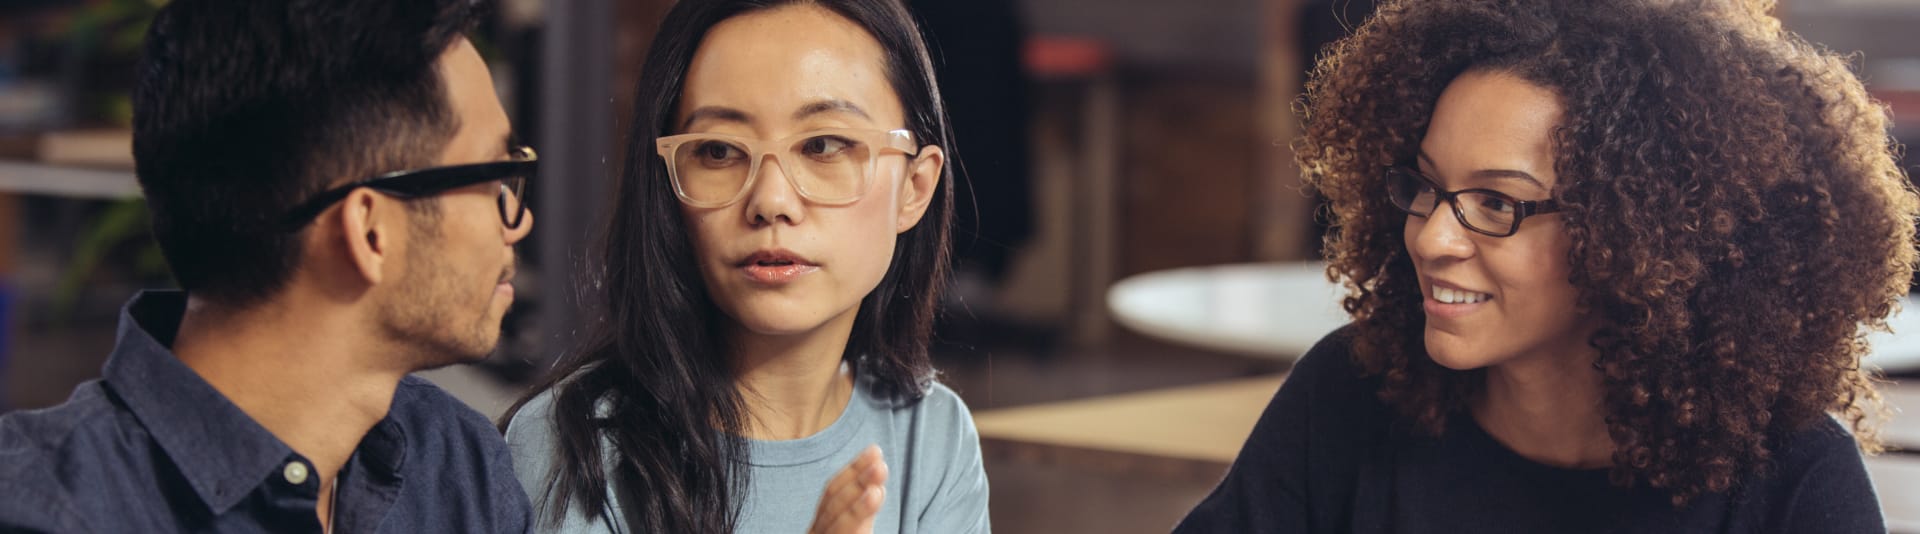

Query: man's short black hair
left=133, top=0, right=488, bottom=306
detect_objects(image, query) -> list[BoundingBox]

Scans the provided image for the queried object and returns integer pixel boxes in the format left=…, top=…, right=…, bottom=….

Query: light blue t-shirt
left=504, top=373, right=991, bottom=533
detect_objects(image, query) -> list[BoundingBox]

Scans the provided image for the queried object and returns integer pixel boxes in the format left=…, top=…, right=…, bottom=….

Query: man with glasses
left=0, top=0, right=535, bottom=532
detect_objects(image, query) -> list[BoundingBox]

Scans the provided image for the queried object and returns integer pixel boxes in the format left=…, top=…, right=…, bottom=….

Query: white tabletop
left=1108, top=262, right=1347, bottom=359
left=1870, top=454, right=1920, bottom=534
left=1107, top=261, right=1920, bottom=373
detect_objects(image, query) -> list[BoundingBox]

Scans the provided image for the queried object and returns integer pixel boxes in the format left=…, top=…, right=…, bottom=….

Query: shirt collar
left=101, top=290, right=297, bottom=514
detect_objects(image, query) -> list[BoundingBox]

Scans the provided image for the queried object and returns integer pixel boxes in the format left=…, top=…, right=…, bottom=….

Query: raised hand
left=807, top=444, right=889, bottom=534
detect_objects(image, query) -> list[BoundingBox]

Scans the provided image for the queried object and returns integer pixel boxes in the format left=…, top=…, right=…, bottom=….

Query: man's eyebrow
left=792, top=99, right=870, bottom=122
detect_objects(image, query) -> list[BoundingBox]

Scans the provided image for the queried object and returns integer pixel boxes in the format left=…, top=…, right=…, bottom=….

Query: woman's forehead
left=1420, top=70, right=1562, bottom=189
left=677, top=4, right=904, bottom=130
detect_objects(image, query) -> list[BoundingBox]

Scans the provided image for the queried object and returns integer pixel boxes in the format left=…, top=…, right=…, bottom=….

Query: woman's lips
left=1423, top=281, right=1493, bottom=320
left=735, top=248, right=818, bottom=285
left=1423, top=297, right=1485, bottom=319
left=741, top=263, right=820, bottom=284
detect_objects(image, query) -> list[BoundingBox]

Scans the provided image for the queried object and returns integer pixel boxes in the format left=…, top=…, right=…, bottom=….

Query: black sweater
left=1174, top=329, right=1885, bottom=534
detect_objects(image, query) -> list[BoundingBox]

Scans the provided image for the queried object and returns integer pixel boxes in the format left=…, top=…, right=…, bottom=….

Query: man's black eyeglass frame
left=280, top=146, right=537, bottom=231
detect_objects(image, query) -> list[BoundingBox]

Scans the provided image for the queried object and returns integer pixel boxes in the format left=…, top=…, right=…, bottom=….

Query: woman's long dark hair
left=502, top=1, right=955, bottom=531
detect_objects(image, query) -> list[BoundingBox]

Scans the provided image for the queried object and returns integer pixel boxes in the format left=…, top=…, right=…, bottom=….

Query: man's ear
left=334, top=189, right=394, bottom=285
left=894, top=145, right=944, bottom=234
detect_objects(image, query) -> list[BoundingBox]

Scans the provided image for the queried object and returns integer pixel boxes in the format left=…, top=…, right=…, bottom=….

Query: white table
left=1872, top=454, right=1920, bottom=534
left=1107, top=262, right=1346, bottom=359
left=1107, top=261, right=1920, bottom=374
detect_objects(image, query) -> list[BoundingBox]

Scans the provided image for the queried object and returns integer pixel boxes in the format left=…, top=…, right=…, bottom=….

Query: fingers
left=827, top=446, right=883, bottom=500
left=866, top=451, right=890, bottom=486
left=808, top=445, right=889, bottom=534
left=815, top=485, right=885, bottom=534
left=818, top=445, right=886, bottom=515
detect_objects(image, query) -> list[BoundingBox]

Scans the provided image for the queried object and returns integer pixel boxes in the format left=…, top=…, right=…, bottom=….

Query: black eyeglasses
left=281, top=146, right=537, bottom=231
left=1384, top=165, right=1559, bottom=237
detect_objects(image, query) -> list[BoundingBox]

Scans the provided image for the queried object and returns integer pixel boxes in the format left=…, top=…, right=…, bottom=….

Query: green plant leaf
left=51, top=199, right=151, bottom=321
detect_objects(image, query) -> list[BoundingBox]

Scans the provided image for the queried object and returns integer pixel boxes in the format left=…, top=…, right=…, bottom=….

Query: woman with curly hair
left=1175, top=0, right=1915, bottom=532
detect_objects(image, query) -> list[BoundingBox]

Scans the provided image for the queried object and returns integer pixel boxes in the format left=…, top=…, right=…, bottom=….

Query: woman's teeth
left=1435, top=287, right=1491, bottom=304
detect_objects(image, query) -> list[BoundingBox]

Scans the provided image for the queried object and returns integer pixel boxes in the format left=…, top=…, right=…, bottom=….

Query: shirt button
left=283, top=461, right=310, bottom=485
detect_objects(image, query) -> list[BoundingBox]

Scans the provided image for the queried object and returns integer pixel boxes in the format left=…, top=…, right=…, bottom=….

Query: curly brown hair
left=1301, top=0, right=1918, bottom=505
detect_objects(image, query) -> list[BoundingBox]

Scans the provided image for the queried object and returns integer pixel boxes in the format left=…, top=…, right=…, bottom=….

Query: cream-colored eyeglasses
left=655, top=128, right=919, bottom=208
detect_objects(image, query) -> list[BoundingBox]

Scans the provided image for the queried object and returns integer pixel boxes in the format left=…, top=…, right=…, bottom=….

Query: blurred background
left=2, top=0, right=1918, bottom=532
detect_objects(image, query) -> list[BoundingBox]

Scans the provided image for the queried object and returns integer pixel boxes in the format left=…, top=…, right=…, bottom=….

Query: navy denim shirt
left=0, top=291, right=532, bottom=533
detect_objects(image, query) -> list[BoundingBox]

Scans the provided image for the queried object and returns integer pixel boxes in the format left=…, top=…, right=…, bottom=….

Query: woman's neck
left=727, top=311, right=860, bottom=441
left=1471, top=347, right=1614, bottom=469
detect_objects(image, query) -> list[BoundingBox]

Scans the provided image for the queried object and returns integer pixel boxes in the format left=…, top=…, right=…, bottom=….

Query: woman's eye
left=801, top=136, right=855, bottom=158
left=696, top=142, right=744, bottom=164
left=1479, top=196, right=1514, bottom=213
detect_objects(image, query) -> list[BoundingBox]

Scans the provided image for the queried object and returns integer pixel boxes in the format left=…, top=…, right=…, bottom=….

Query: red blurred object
left=1875, top=89, right=1920, bottom=129
left=1024, top=36, right=1113, bottom=79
